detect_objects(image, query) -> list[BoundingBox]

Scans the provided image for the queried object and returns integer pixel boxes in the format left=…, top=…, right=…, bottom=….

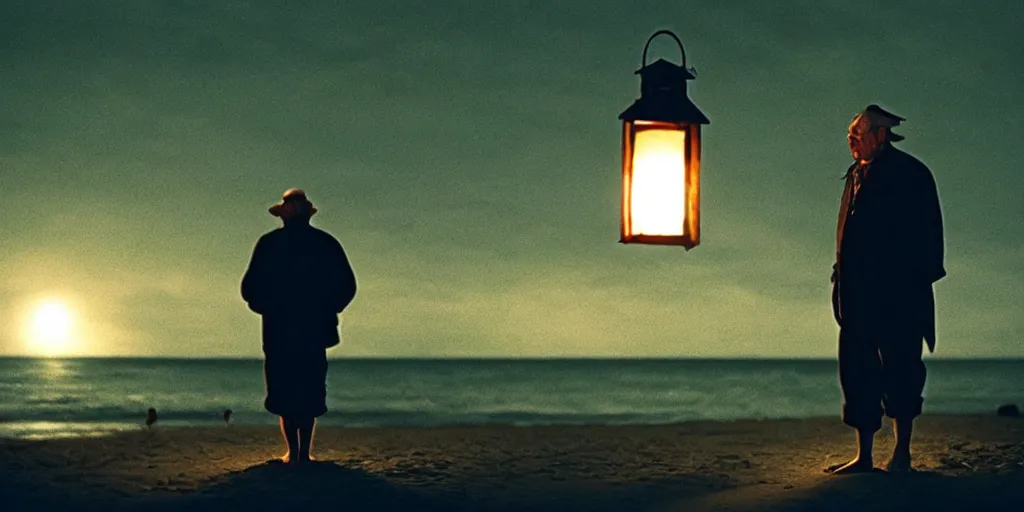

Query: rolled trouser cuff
left=884, top=396, right=924, bottom=421
left=842, top=402, right=883, bottom=432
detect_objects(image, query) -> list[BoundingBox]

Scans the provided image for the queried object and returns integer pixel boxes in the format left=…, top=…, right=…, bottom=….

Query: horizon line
left=2, top=355, right=1023, bottom=362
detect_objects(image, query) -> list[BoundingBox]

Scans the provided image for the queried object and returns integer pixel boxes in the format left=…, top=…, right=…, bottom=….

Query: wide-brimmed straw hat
left=268, top=188, right=318, bottom=217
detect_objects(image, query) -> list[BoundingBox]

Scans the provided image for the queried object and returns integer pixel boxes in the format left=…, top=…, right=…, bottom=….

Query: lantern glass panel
left=630, top=123, right=687, bottom=236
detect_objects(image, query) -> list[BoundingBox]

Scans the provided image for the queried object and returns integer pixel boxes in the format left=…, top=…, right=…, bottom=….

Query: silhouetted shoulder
left=887, top=147, right=937, bottom=188
left=255, top=227, right=289, bottom=246
left=309, top=226, right=343, bottom=245
left=257, top=226, right=341, bottom=249
left=304, top=226, right=346, bottom=258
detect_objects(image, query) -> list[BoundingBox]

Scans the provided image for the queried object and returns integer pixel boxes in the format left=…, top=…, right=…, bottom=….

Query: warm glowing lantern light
left=619, top=30, right=710, bottom=249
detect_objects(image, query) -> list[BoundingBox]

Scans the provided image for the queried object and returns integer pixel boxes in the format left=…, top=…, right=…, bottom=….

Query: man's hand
left=830, top=264, right=842, bottom=326
left=831, top=281, right=842, bottom=326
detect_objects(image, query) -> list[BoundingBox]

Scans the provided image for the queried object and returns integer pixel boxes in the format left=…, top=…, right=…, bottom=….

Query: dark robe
left=241, top=221, right=357, bottom=418
left=833, top=143, right=945, bottom=351
left=831, top=143, right=945, bottom=430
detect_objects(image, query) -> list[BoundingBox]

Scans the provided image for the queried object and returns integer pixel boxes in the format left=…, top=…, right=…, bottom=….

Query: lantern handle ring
left=641, top=30, right=687, bottom=69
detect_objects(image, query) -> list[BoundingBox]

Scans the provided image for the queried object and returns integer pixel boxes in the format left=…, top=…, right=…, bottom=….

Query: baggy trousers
left=838, top=319, right=926, bottom=432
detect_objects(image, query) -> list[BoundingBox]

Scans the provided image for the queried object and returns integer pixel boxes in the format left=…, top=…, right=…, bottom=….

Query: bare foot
left=826, top=458, right=875, bottom=475
left=886, top=451, right=912, bottom=473
left=276, top=452, right=292, bottom=464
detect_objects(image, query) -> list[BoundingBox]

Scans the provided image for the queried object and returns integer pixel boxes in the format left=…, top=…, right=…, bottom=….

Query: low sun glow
left=26, top=299, right=77, bottom=356
left=630, top=127, right=687, bottom=236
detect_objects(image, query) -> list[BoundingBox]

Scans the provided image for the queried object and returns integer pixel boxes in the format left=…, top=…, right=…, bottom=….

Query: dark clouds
left=1, top=1, right=1021, bottom=357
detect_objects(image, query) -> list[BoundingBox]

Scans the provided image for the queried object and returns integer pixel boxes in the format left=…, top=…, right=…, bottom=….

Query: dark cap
left=863, top=104, right=906, bottom=141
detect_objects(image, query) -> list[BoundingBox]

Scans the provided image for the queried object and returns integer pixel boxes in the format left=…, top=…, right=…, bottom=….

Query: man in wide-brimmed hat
left=242, top=188, right=357, bottom=464
left=827, top=105, right=945, bottom=475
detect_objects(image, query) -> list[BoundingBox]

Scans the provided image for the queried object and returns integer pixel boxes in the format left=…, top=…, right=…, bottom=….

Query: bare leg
left=278, top=417, right=298, bottom=464
left=296, top=417, right=316, bottom=463
left=827, top=428, right=876, bottom=474
left=887, top=418, right=913, bottom=472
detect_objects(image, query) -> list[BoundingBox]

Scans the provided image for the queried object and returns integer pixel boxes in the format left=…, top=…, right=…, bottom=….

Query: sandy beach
left=1, top=415, right=1022, bottom=511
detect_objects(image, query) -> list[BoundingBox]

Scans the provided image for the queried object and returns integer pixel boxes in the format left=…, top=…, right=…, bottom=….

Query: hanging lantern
left=619, top=30, right=710, bottom=249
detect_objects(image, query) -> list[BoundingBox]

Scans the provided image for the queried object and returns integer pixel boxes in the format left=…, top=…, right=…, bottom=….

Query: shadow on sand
left=163, top=460, right=451, bottom=511
left=476, top=473, right=735, bottom=512
left=687, top=469, right=1024, bottom=512
left=153, top=460, right=737, bottom=512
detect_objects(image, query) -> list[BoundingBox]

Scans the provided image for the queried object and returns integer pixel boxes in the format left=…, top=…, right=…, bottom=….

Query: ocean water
left=0, top=358, right=1021, bottom=440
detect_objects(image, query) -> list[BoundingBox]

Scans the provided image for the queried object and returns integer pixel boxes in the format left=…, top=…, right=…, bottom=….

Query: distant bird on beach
left=223, top=409, right=233, bottom=425
left=145, top=407, right=158, bottom=429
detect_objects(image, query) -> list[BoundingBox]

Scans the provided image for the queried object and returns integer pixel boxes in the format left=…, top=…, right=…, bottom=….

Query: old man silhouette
left=828, top=105, right=945, bottom=475
left=242, top=188, right=357, bottom=464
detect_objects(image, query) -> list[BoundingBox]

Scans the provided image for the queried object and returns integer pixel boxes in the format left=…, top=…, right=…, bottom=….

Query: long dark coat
left=241, top=222, right=357, bottom=417
left=832, top=143, right=945, bottom=351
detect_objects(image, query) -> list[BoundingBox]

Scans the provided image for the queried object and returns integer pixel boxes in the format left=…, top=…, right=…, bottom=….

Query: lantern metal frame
left=618, top=30, right=710, bottom=249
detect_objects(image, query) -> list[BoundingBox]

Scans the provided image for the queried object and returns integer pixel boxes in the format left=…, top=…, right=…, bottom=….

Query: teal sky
left=1, top=1, right=1021, bottom=358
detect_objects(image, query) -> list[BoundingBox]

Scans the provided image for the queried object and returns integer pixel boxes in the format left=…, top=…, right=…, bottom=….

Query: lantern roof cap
left=635, top=58, right=697, bottom=80
left=618, top=97, right=710, bottom=124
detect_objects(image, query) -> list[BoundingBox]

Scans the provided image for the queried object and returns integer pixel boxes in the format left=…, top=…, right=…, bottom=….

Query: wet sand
left=1, top=415, right=1022, bottom=511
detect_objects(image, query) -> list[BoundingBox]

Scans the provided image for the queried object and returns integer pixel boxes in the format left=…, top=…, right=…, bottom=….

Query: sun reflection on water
left=39, top=358, right=75, bottom=380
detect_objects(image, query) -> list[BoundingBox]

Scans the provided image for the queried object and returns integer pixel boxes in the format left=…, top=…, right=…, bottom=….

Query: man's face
left=847, top=114, right=884, bottom=161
